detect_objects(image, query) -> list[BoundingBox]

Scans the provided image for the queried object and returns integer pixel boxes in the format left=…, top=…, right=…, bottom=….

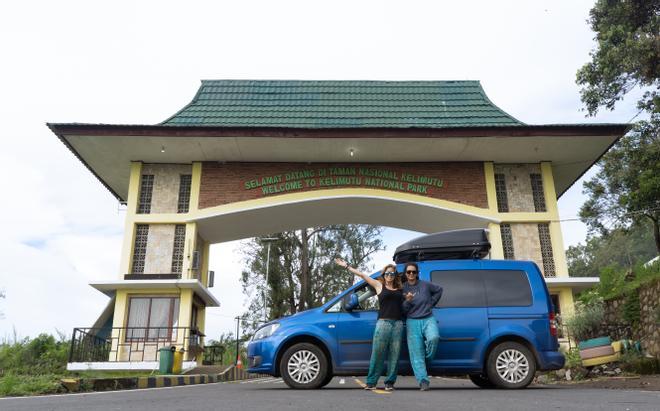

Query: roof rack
left=393, top=229, right=491, bottom=264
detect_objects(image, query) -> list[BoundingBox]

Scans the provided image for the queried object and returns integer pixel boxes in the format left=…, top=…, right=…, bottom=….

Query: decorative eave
left=89, top=279, right=220, bottom=307
left=48, top=123, right=628, bottom=138
left=48, top=122, right=630, bottom=203
left=545, top=277, right=600, bottom=292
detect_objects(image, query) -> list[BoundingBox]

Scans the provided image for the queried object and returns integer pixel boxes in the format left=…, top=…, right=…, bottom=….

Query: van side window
left=483, top=270, right=532, bottom=306
left=431, top=270, right=486, bottom=307
left=352, top=284, right=379, bottom=311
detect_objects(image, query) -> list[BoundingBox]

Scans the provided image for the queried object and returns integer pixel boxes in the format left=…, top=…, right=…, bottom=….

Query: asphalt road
left=1, top=376, right=659, bottom=411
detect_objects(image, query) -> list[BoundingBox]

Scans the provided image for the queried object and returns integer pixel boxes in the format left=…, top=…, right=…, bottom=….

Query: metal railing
left=69, top=327, right=204, bottom=363
left=202, top=345, right=227, bottom=365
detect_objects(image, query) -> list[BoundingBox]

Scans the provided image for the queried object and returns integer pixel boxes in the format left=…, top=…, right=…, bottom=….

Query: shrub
left=598, top=265, right=626, bottom=300
left=576, top=289, right=603, bottom=307
left=0, top=334, right=69, bottom=376
left=564, top=302, right=605, bottom=342
left=619, top=351, right=660, bottom=375
left=563, top=348, right=582, bottom=368
left=0, top=374, right=64, bottom=397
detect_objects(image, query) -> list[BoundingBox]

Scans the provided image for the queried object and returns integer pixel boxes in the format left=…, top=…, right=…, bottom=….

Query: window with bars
left=494, top=173, right=509, bottom=212
left=171, top=225, right=186, bottom=274
left=177, top=175, right=192, bottom=213
left=132, top=225, right=149, bottom=274
left=500, top=224, right=515, bottom=260
left=538, top=223, right=556, bottom=277
left=530, top=173, right=547, bottom=212
left=137, top=175, right=154, bottom=214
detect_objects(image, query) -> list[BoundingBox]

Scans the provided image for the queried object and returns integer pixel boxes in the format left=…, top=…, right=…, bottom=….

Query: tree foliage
left=578, top=122, right=660, bottom=252
left=576, top=0, right=660, bottom=253
left=576, top=0, right=659, bottom=116
left=240, top=225, right=384, bottom=331
left=567, top=220, right=658, bottom=277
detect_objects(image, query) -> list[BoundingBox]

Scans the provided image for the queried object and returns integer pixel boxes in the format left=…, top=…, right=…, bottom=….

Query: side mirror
left=343, top=293, right=359, bottom=312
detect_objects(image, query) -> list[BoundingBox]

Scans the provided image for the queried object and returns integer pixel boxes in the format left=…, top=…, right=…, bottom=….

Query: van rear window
left=483, top=270, right=532, bottom=306
left=430, top=270, right=532, bottom=308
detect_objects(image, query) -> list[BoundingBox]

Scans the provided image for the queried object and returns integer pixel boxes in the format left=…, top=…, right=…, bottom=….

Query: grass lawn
left=0, top=370, right=156, bottom=397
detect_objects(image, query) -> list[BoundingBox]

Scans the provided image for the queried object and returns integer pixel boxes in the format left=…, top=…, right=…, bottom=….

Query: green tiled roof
left=161, top=80, right=525, bottom=128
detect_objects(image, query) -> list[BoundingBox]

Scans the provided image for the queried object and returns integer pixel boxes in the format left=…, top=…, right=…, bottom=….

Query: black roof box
left=393, top=229, right=490, bottom=264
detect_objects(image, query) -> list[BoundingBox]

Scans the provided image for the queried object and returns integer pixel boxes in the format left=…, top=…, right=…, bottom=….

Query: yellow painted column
left=110, top=290, right=129, bottom=360
left=177, top=289, right=194, bottom=357
left=484, top=162, right=498, bottom=211
left=197, top=306, right=206, bottom=364
left=190, top=162, right=202, bottom=213
left=182, top=223, right=198, bottom=280
left=488, top=223, right=504, bottom=259
left=557, top=287, right=575, bottom=318
left=200, top=240, right=210, bottom=287
left=541, top=162, right=569, bottom=277
left=118, top=162, right=143, bottom=277
left=484, top=162, right=504, bottom=259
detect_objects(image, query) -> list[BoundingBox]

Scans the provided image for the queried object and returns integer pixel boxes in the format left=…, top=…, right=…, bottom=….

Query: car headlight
left=252, top=323, right=280, bottom=341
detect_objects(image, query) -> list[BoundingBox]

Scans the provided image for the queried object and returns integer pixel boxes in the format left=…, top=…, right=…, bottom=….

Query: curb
left=61, top=366, right=268, bottom=393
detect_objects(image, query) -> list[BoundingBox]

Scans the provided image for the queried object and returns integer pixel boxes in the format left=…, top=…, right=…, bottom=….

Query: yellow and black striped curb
left=61, top=366, right=269, bottom=393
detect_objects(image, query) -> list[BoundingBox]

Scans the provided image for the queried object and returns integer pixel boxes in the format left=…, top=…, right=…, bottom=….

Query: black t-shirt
left=377, top=287, right=403, bottom=320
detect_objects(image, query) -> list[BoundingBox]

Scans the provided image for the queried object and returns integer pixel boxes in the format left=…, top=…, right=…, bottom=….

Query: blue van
left=247, top=230, right=564, bottom=389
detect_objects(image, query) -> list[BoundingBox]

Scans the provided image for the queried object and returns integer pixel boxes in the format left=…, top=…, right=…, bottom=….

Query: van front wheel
left=486, top=342, right=536, bottom=389
left=280, top=343, right=329, bottom=389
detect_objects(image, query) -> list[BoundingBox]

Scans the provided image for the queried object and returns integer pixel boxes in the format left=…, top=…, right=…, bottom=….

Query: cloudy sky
left=0, top=1, right=640, bottom=340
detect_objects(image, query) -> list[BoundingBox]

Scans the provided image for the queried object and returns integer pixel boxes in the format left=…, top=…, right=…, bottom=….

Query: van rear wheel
left=469, top=373, right=495, bottom=388
left=486, top=342, right=536, bottom=389
left=280, top=343, right=329, bottom=389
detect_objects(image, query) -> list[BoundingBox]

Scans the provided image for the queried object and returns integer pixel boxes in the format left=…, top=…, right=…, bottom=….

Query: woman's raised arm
left=334, top=258, right=382, bottom=293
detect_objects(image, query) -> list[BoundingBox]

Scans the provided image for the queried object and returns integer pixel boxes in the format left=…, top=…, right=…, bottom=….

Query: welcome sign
left=243, top=166, right=444, bottom=196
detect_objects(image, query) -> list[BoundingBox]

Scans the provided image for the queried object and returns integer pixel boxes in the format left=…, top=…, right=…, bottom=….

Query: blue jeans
left=406, top=316, right=440, bottom=384
left=366, top=319, right=404, bottom=386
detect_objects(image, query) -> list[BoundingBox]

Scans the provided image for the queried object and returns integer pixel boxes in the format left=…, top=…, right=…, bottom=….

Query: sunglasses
left=383, top=272, right=397, bottom=277
left=405, top=270, right=418, bottom=274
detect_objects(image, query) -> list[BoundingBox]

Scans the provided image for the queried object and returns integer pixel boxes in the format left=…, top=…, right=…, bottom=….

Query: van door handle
left=328, top=324, right=335, bottom=329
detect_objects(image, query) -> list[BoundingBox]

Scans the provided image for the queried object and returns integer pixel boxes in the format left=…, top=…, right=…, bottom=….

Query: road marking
left=257, top=378, right=282, bottom=384
left=353, top=378, right=390, bottom=394
left=239, top=377, right=276, bottom=384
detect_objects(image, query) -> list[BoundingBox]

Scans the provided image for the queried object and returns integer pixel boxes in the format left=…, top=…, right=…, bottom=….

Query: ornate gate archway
left=49, top=80, right=627, bottom=370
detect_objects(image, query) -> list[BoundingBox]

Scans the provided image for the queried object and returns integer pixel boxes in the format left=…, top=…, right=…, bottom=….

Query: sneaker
left=364, top=384, right=376, bottom=390
left=384, top=382, right=395, bottom=391
left=420, top=380, right=430, bottom=391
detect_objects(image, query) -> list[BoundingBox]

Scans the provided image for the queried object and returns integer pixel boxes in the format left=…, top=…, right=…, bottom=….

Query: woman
left=402, top=262, right=442, bottom=391
left=334, top=258, right=404, bottom=391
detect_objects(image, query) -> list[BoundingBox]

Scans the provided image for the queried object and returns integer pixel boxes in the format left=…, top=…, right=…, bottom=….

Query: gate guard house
left=49, top=80, right=628, bottom=370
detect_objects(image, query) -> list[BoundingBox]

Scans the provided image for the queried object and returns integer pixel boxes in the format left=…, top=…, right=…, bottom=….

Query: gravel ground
left=543, top=375, right=660, bottom=391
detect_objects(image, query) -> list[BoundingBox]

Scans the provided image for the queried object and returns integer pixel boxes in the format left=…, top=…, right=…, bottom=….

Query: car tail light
left=549, top=311, right=558, bottom=337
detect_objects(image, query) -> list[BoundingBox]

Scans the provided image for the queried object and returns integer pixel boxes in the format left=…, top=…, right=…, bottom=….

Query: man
left=402, top=262, right=443, bottom=391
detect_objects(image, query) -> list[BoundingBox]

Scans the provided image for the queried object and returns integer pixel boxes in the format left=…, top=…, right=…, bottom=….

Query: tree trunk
left=282, top=249, right=298, bottom=314
left=298, top=228, right=310, bottom=312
